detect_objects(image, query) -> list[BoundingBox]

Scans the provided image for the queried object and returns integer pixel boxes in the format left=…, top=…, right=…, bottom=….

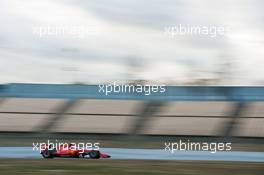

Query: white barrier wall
left=0, top=98, right=263, bottom=137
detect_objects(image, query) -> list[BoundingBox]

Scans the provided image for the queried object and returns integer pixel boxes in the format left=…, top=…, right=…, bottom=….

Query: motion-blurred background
left=0, top=0, right=264, bottom=85
left=0, top=0, right=263, bottom=174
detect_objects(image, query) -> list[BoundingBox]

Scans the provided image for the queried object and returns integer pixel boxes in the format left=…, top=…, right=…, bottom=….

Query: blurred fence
left=0, top=83, right=263, bottom=137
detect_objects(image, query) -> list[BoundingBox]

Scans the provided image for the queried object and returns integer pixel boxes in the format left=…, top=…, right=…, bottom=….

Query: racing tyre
left=41, top=150, right=54, bottom=158
left=89, top=151, right=100, bottom=159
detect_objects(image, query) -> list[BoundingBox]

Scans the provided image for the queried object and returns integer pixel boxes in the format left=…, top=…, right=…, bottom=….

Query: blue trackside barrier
left=0, top=83, right=264, bottom=101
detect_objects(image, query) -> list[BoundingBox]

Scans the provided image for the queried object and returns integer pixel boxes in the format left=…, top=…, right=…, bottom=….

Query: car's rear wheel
left=89, top=151, right=100, bottom=159
left=41, top=150, right=54, bottom=158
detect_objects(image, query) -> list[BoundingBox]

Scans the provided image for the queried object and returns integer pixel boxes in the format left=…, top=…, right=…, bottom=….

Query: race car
left=40, top=144, right=111, bottom=159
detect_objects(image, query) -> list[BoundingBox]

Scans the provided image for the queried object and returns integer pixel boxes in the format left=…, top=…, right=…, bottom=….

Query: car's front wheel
left=89, top=151, right=100, bottom=159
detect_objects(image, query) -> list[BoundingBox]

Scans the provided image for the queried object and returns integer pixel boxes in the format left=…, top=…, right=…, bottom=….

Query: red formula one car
left=40, top=144, right=111, bottom=159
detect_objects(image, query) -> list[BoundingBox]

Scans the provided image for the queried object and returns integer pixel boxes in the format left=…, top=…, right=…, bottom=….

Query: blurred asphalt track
left=0, top=147, right=263, bottom=162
